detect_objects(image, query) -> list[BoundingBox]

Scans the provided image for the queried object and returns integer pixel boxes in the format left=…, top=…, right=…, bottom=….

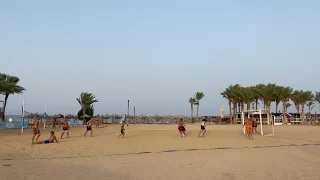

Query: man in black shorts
left=118, top=120, right=125, bottom=138
left=198, top=117, right=207, bottom=137
left=84, top=119, right=93, bottom=137
left=251, top=117, right=258, bottom=134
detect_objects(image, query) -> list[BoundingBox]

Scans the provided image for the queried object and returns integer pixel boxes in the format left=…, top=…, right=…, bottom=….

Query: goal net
left=241, top=109, right=275, bottom=136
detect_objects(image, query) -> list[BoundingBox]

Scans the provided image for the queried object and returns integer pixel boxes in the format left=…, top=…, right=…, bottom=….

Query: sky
left=1, top=0, right=320, bottom=116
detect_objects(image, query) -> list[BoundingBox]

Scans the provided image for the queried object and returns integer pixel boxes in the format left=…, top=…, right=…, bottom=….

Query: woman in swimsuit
left=84, top=119, right=93, bottom=137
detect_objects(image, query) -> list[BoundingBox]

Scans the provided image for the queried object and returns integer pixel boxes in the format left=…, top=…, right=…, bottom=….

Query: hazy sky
left=1, top=0, right=320, bottom=116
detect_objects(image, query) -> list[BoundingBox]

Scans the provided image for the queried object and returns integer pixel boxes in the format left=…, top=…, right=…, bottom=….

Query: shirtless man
left=52, top=117, right=57, bottom=129
left=244, top=115, right=253, bottom=139
left=251, top=117, right=258, bottom=134
left=118, top=120, right=125, bottom=138
left=32, top=116, right=41, bottom=143
left=178, top=118, right=186, bottom=137
left=198, top=117, right=207, bottom=137
left=84, top=119, right=93, bottom=137
left=95, top=118, right=100, bottom=129
left=33, top=131, right=58, bottom=144
left=60, top=119, right=70, bottom=139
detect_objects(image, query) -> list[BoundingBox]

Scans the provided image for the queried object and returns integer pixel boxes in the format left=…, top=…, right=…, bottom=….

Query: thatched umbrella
left=65, top=114, right=75, bottom=119
left=82, top=114, right=91, bottom=118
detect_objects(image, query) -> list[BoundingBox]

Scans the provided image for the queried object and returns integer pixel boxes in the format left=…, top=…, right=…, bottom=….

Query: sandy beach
left=1, top=124, right=319, bottom=180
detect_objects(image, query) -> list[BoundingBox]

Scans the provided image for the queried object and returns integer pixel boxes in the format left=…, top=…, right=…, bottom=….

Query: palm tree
left=291, top=90, right=302, bottom=113
left=194, top=92, right=205, bottom=119
left=76, top=92, right=99, bottom=118
left=314, top=91, right=320, bottom=105
left=274, top=85, right=283, bottom=113
left=0, top=73, right=26, bottom=120
left=280, top=86, right=293, bottom=124
left=306, top=101, right=315, bottom=119
left=188, top=97, right=197, bottom=123
left=221, top=86, right=233, bottom=123
left=300, top=91, right=314, bottom=123
left=230, top=84, right=241, bottom=123
left=254, top=83, right=277, bottom=124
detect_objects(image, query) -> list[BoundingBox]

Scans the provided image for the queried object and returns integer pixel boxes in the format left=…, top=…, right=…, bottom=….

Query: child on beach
left=198, top=117, right=207, bottom=137
left=60, top=119, right=70, bottom=139
left=118, top=121, right=125, bottom=138
left=178, top=118, right=186, bottom=137
left=84, top=119, right=93, bottom=137
left=32, top=116, right=41, bottom=143
left=33, top=131, right=58, bottom=145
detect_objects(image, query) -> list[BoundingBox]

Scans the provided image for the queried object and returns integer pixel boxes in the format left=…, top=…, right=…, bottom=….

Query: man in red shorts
left=178, top=118, right=186, bottom=137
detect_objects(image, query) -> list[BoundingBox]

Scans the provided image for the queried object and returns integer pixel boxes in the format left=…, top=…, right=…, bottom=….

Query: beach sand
left=1, top=124, right=319, bottom=180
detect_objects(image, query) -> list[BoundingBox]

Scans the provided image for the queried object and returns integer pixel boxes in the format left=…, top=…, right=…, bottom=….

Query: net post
left=259, top=109, right=263, bottom=136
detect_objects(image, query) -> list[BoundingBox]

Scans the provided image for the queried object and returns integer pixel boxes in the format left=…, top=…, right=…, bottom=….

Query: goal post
left=241, top=109, right=275, bottom=136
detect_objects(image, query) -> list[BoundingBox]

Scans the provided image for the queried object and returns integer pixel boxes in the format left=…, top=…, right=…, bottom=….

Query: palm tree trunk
left=267, top=104, right=271, bottom=125
left=2, top=93, right=9, bottom=121
left=247, top=102, right=251, bottom=111
left=228, top=101, right=232, bottom=124
left=255, top=100, right=258, bottom=110
left=190, top=104, right=193, bottom=123
left=241, top=102, right=244, bottom=112
left=233, top=103, right=237, bottom=124
left=276, top=102, right=279, bottom=113
left=196, top=104, right=199, bottom=119
left=301, top=104, right=305, bottom=124
left=282, top=102, right=287, bottom=125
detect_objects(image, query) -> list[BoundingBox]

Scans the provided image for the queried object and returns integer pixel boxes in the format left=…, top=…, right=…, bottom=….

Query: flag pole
left=21, top=99, right=25, bottom=135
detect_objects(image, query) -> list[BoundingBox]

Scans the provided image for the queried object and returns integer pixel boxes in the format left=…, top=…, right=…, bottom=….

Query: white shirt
left=201, top=121, right=205, bottom=126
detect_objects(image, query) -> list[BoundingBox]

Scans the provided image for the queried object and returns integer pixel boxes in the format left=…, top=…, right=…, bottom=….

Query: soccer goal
left=241, top=109, right=275, bottom=136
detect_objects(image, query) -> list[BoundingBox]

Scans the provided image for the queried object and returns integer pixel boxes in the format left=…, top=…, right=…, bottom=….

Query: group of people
left=31, top=114, right=256, bottom=145
left=31, top=116, right=126, bottom=145
left=32, top=116, right=70, bottom=144
left=243, top=115, right=258, bottom=139
left=177, top=117, right=207, bottom=137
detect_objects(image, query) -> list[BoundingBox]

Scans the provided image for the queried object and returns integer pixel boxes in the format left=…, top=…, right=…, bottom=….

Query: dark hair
left=180, top=118, right=183, bottom=121
left=51, top=131, right=54, bottom=134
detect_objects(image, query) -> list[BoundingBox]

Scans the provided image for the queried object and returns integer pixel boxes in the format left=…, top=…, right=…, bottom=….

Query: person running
left=118, top=120, right=125, bottom=138
left=96, top=118, right=100, bottom=129
left=33, top=131, right=58, bottom=144
left=244, top=115, right=253, bottom=139
left=84, top=119, right=93, bottom=137
left=177, top=118, right=186, bottom=137
left=32, top=116, right=41, bottom=143
left=198, top=117, right=207, bottom=137
left=60, top=119, right=70, bottom=139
